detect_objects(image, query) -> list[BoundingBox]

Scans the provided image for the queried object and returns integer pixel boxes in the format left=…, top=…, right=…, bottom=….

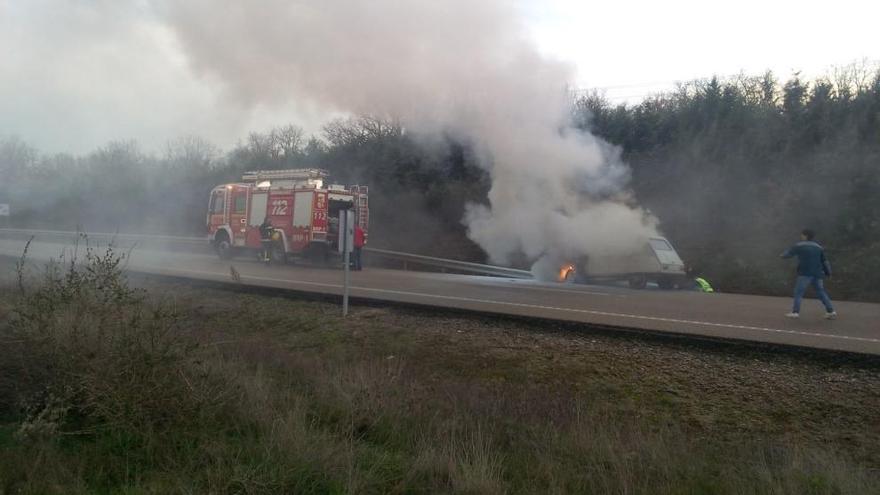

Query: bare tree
left=0, top=135, right=37, bottom=180
left=274, top=124, right=305, bottom=158
left=247, top=131, right=272, bottom=158
left=830, top=59, right=879, bottom=100
left=322, top=115, right=402, bottom=148
left=165, top=135, right=218, bottom=170
left=266, top=128, right=282, bottom=160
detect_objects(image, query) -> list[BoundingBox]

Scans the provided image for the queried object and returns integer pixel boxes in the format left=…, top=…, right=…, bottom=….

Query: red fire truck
left=206, top=169, right=368, bottom=262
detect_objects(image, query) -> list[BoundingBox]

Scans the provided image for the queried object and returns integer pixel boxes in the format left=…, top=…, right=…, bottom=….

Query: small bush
left=0, top=240, right=364, bottom=493
left=0, top=238, right=241, bottom=492
left=3, top=237, right=212, bottom=442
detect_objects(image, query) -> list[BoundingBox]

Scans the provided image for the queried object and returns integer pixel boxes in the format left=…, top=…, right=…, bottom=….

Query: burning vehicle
left=559, top=236, right=687, bottom=289
left=207, top=169, right=368, bottom=263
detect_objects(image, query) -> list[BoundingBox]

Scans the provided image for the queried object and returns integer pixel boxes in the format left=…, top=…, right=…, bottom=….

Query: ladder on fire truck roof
left=241, top=169, right=329, bottom=182
left=352, top=185, right=369, bottom=231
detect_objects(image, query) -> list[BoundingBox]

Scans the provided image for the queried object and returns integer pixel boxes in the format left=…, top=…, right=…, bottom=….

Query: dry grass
left=0, top=250, right=878, bottom=494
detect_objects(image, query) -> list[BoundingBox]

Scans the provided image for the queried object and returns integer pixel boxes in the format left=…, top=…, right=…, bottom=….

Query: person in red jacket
left=353, top=224, right=366, bottom=271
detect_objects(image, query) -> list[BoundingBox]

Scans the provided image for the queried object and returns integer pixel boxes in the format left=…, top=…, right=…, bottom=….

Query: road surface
left=1, top=237, right=878, bottom=355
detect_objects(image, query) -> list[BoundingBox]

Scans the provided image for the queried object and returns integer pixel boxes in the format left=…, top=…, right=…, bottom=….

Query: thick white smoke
left=159, top=0, right=659, bottom=278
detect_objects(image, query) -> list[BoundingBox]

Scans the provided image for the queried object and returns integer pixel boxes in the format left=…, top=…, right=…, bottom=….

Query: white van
left=563, top=236, right=687, bottom=289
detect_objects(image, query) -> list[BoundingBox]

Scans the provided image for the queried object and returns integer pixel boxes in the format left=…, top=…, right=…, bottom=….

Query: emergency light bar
left=242, top=169, right=329, bottom=182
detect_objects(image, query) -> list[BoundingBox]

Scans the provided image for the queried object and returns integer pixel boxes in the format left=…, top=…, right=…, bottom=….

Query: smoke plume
left=160, top=0, right=659, bottom=278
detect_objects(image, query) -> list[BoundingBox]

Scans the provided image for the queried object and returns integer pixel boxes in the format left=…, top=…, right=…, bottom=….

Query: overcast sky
left=529, top=0, right=880, bottom=101
left=1, top=0, right=877, bottom=155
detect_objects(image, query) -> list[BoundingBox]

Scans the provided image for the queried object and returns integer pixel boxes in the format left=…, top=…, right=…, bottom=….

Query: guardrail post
left=341, top=210, right=352, bottom=317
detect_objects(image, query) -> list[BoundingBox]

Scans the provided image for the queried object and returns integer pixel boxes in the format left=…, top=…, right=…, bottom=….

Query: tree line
left=576, top=63, right=879, bottom=300
left=1, top=63, right=878, bottom=300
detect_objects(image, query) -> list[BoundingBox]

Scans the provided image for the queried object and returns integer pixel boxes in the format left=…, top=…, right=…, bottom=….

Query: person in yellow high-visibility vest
left=685, top=264, right=714, bottom=293
left=694, top=277, right=714, bottom=293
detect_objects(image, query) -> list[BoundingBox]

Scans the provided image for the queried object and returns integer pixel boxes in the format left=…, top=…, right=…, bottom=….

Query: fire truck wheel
left=215, top=238, right=233, bottom=259
left=305, top=244, right=329, bottom=265
left=272, top=245, right=287, bottom=265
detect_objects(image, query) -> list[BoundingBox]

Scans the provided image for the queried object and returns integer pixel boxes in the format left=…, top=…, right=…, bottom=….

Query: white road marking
left=139, top=265, right=880, bottom=346
left=487, top=281, right=621, bottom=297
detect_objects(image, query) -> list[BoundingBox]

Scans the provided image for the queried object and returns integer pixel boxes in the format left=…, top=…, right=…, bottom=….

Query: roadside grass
left=0, top=249, right=877, bottom=494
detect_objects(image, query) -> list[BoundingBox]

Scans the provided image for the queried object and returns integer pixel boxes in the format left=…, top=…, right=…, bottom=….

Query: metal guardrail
left=0, top=228, right=204, bottom=243
left=365, top=247, right=533, bottom=279
left=0, top=228, right=209, bottom=252
left=0, top=228, right=533, bottom=279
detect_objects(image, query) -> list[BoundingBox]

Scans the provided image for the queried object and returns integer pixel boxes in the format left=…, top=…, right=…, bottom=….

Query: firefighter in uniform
left=259, top=217, right=273, bottom=262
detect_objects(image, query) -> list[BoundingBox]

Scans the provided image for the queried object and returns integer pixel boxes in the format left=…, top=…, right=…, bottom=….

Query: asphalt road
left=1, top=237, right=878, bottom=355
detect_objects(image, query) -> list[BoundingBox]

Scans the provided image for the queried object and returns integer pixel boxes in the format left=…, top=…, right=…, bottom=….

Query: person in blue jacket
left=780, top=229, right=836, bottom=319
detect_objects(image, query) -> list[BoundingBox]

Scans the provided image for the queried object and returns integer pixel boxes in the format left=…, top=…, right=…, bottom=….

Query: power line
left=573, top=59, right=880, bottom=104
left=574, top=59, right=880, bottom=101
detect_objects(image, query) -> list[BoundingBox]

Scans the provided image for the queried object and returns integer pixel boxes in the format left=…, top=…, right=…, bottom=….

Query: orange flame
left=559, top=264, right=575, bottom=282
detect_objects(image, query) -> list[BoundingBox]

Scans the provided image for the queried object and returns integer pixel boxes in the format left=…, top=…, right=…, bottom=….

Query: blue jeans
left=792, top=276, right=834, bottom=313
left=352, top=247, right=363, bottom=270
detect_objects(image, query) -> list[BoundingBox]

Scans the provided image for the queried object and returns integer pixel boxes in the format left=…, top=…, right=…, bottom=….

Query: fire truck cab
left=206, top=169, right=368, bottom=263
